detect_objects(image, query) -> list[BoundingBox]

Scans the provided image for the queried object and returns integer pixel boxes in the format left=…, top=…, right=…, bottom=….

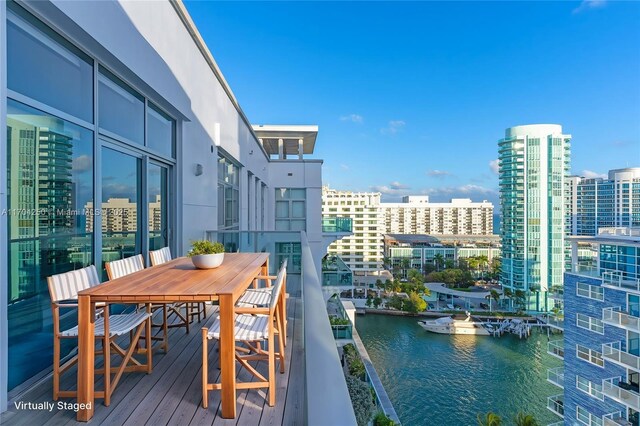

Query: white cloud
left=340, top=114, right=363, bottom=124
left=380, top=120, right=405, bottom=135
left=421, top=184, right=498, bottom=203
left=573, top=0, right=606, bottom=14
left=580, top=169, right=607, bottom=179
left=72, top=155, right=92, bottom=172
left=340, top=164, right=350, bottom=171
left=489, top=159, right=499, bottom=175
left=370, top=181, right=411, bottom=195
left=426, top=170, right=454, bottom=179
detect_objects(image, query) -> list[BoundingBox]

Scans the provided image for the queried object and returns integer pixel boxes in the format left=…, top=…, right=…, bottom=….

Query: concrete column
left=298, top=138, right=304, bottom=160
left=278, top=138, right=284, bottom=160
left=571, top=241, right=579, bottom=273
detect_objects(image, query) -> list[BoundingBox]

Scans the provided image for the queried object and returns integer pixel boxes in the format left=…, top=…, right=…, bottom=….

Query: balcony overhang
left=252, top=124, right=318, bottom=159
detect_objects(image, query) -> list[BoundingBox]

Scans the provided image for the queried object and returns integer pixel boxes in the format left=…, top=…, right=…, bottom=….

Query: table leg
left=261, top=258, right=269, bottom=276
left=77, top=295, right=96, bottom=421
left=219, top=294, right=237, bottom=418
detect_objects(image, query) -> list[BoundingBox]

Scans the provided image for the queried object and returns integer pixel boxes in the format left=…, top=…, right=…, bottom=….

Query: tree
left=490, top=289, right=500, bottom=310
left=405, top=291, right=427, bottom=314
left=400, top=258, right=411, bottom=278
left=408, top=269, right=424, bottom=286
left=444, top=259, right=455, bottom=269
left=386, top=295, right=404, bottom=311
left=502, top=288, right=513, bottom=311
left=514, top=290, right=527, bottom=313
left=514, top=412, right=539, bottom=426
left=477, top=255, right=489, bottom=278
left=375, top=279, right=384, bottom=290
left=477, top=412, right=502, bottom=426
left=346, top=376, right=376, bottom=426
left=433, top=254, right=444, bottom=272
left=373, top=296, right=382, bottom=309
left=365, top=296, right=372, bottom=308
left=467, top=257, right=480, bottom=277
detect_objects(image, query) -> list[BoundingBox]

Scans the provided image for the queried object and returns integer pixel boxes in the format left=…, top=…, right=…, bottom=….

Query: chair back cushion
left=149, top=247, right=172, bottom=266
left=47, top=265, right=101, bottom=302
left=106, top=254, right=145, bottom=280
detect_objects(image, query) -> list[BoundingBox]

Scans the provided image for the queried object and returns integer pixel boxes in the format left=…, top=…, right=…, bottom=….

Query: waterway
left=356, top=314, right=563, bottom=426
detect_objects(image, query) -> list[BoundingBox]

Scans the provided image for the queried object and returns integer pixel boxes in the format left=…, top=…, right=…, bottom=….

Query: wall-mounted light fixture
left=195, top=163, right=203, bottom=176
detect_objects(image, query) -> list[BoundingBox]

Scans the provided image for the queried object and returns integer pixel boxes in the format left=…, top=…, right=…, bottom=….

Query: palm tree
left=467, top=257, right=480, bottom=278
left=477, top=255, right=489, bottom=279
left=502, top=288, right=513, bottom=311
left=490, top=289, right=500, bottom=311
left=400, top=258, right=411, bottom=278
left=433, top=254, right=444, bottom=272
left=514, top=412, right=539, bottom=426
left=477, top=412, right=502, bottom=426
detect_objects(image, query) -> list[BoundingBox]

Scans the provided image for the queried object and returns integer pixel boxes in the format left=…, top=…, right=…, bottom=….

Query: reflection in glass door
left=148, top=163, right=170, bottom=251
left=100, top=147, right=142, bottom=275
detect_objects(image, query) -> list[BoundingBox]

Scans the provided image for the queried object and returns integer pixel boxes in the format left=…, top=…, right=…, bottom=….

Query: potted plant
left=187, top=240, right=225, bottom=269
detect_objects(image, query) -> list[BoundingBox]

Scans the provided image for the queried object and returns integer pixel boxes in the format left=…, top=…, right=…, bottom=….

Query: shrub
left=373, top=412, right=396, bottom=426
left=187, top=240, right=224, bottom=257
left=346, top=375, right=376, bottom=426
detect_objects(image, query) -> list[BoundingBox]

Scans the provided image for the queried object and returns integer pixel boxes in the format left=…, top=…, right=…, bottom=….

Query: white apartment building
left=322, top=187, right=495, bottom=273
left=382, top=196, right=494, bottom=235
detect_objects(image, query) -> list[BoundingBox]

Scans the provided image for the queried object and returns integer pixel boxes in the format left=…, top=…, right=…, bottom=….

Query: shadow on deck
left=1, top=276, right=303, bottom=426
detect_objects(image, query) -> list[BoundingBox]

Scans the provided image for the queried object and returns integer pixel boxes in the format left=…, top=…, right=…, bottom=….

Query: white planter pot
left=191, top=253, right=224, bottom=269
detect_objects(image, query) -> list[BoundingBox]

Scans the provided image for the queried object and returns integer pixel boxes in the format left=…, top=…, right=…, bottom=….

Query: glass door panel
left=100, top=146, right=141, bottom=277
left=148, top=163, right=169, bottom=251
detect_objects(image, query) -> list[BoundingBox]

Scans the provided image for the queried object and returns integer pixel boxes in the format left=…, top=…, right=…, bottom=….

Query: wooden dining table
left=75, top=252, right=270, bottom=422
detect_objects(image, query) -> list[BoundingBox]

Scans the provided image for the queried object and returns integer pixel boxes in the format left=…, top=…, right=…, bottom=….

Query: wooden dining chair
left=237, top=259, right=288, bottom=344
left=47, top=265, right=152, bottom=406
left=149, top=247, right=204, bottom=332
left=106, top=255, right=169, bottom=352
left=201, top=265, right=287, bottom=408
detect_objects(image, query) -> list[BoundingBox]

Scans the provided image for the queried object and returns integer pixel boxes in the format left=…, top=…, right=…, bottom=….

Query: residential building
left=0, top=1, right=353, bottom=419
left=383, top=234, right=501, bottom=272
left=382, top=196, right=494, bottom=235
left=498, top=124, right=571, bottom=312
left=322, top=187, right=495, bottom=274
left=570, top=168, right=640, bottom=236
left=322, top=187, right=385, bottom=273
left=555, top=227, right=640, bottom=426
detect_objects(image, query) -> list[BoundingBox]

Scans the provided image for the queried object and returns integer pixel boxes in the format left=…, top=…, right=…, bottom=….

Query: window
left=146, top=102, right=175, bottom=157
left=275, top=188, right=306, bottom=231
left=576, top=376, right=604, bottom=400
left=577, top=313, right=604, bottom=334
left=7, top=99, right=94, bottom=389
left=576, top=344, right=604, bottom=367
left=276, top=242, right=301, bottom=274
left=576, top=406, right=603, bottom=426
left=576, top=282, right=604, bottom=301
left=7, top=4, right=93, bottom=122
left=98, top=66, right=145, bottom=144
left=217, top=155, right=240, bottom=230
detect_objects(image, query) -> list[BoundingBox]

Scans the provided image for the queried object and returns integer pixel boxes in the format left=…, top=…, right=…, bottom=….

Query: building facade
left=570, top=168, right=640, bottom=236
left=0, top=0, right=339, bottom=408
left=499, top=124, right=571, bottom=312
left=556, top=228, right=640, bottom=426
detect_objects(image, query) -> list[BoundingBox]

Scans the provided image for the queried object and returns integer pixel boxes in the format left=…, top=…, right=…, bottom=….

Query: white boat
left=418, top=312, right=490, bottom=336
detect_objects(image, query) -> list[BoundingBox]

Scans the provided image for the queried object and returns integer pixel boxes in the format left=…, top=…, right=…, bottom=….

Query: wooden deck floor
left=1, top=277, right=303, bottom=426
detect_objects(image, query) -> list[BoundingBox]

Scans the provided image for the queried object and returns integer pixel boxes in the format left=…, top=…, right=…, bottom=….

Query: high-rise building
left=569, top=168, right=640, bottom=236
left=550, top=227, right=640, bottom=426
left=382, top=196, right=494, bottom=235
left=498, top=124, right=571, bottom=312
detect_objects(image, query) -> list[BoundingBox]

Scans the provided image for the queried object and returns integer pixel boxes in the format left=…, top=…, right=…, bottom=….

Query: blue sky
left=185, top=0, right=640, bottom=206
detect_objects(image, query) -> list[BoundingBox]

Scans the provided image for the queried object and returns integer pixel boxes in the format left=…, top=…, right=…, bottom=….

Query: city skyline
left=185, top=0, right=640, bottom=206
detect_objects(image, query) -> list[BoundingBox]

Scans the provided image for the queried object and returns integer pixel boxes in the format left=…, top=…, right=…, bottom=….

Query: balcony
left=603, top=342, right=640, bottom=372
left=603, top=307, right=640, bottom=332
left=322, top=255, right=353, bottom=287
left=602, top=271, right=640, bottom=294
left=538, top=313, right=564, bottom=331
left=1, top=231, right=359, bottom=425
left=603, top=377, right=640, bottom=411
left=547, top=367, right=564, bottom=389
left=547, top=394, right=564, bottom=418
left=603, top=412, right=632, bottom=426
left=547, top=340, right=564, bottom=360
left=322, top=216, right=353, bottom=233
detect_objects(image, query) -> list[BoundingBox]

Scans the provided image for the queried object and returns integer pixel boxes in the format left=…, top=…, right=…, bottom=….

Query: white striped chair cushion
left=60, top=312, right=151, bottom=337
left=207, top=315, right=269, bottom=341
left=237, top=289, right=272, bottom=307
left=149, top=247, right=172, bottom=266
left=107, top=254, right=145, bottom=280
left=48, top=265, right=101, bottom=303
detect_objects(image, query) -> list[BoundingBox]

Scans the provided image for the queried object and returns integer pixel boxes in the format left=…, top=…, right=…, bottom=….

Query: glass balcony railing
left=603, top=342, right=640, bottom=372
left=547, top=367, right=564, bottom=389
left=603, top=411, right=631, bottom=426
left=330, top=324, right=353, bottom=339
left=322, top=254, right=353, bottom=286
left=547, top=340, right=564, bottom=360
left=321, top=216, right=352, bottom=233
left=603, top=377, right=640, bottom=411
left=603, top=271, right=640, bottom=293
left=547, top=394, right=564, bottom=418
left=603, top=307, right=640, bottom=333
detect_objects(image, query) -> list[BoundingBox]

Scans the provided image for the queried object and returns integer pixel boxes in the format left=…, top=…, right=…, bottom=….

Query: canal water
left=356, top=314, right=563, bottom=426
